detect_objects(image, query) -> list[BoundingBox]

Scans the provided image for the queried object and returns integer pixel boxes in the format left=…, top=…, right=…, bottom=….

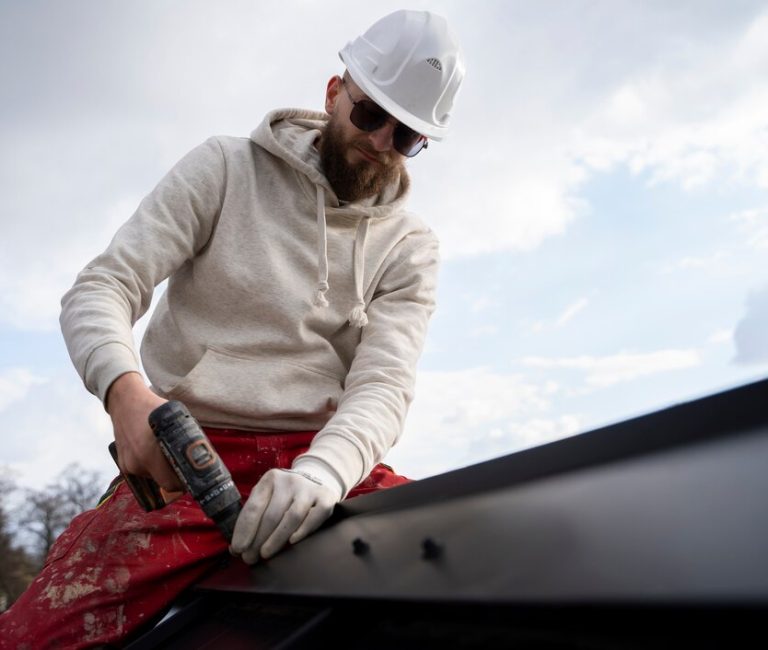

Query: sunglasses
left=343, top=81, right=428, bottom=158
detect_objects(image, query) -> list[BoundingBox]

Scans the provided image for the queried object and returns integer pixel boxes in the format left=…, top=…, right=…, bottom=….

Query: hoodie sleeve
left=60, top=137, right=226, bottom=405
left=293, top=230, right=439, bottom=496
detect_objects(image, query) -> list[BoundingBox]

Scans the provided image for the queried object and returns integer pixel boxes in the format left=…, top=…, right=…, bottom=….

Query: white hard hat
left=339, top=10, right=465, bottom=141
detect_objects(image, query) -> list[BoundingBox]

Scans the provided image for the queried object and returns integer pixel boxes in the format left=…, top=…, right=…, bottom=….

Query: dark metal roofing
left=127, top=378, right=768, bottom=648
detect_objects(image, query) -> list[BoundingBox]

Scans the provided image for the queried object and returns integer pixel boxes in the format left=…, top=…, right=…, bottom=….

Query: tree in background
left=17, top=463, right=105, bottom=564
left=0, top=465, right=106, bottom=610
left=0, top=478, right=36, bottom=612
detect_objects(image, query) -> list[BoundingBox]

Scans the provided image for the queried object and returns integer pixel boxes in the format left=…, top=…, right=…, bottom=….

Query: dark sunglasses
left=343, top=81, right=428, bottom=158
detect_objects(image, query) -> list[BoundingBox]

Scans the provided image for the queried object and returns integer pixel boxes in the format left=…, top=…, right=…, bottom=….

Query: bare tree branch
left=15, top=464, right=106, bottom=565
left=0, top=476, right=36, bottom=611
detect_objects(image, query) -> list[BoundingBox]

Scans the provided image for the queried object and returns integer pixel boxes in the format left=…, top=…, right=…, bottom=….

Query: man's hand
left=106, top=371, right=183, bottom=491
left=230, top=468, right=341, bottom=564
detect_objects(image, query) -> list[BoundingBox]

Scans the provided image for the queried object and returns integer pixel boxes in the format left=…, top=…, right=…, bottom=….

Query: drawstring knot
left=347, top=301, right=369, bottom=328
left=314, top=280, right=330, bottom=307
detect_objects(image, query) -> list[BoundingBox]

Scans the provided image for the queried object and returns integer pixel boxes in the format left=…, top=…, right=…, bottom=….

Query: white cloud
left=468, top=325, right=499, bottom=339
left=584, top=17, right=767, bottom=165
left=708, top=328, right=733, bottom=345
left=423, top=6, right=768, bottom=260
left=730, top=207, right=768, bottom=250
left=1, top=372, right=113, bottom=490
left=470, top=296, right=493, bottom=313
left=555, top=298, right=590, bottom=328
left=503, top=415, right=583, bottom=450
left=386, top=368, right=572, bottom=478
left=0, top=368, right=48, bottom=412
left=676, top=253, right=728, bottom=270
left=522, top=348, right=701, bottom=388
left=419, top=152, right=589, bottom=259
left=0, top=152, right=146, bottom=331
left=656, top=250, right=731, bottom=276
left=529, top=296, right=591, bottom=333
left=571, top=7, right=768, bottom=193
left=734, top=285, right=768, bottom=364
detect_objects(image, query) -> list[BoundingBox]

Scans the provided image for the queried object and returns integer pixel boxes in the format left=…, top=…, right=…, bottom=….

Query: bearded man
left=0, top=9, right=464, bottom=648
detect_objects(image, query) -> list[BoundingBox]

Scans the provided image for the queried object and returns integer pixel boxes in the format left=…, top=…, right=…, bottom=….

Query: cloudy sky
left=1, top=0, right=767, bottom=491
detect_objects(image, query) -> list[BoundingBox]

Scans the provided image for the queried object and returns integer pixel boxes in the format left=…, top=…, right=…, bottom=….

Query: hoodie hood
left=250, top=108, right=412, bottom=325
left=250, top=108, right=411, bottom=217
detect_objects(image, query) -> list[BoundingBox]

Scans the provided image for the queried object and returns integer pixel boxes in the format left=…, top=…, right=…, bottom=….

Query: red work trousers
left=0, top=428, right=409, bottom=649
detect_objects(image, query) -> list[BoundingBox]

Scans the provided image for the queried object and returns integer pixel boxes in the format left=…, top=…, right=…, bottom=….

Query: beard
left=319, top=113, right=404, bottom=203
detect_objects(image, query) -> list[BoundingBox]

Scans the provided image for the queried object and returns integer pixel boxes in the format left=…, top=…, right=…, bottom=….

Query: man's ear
left=325, top=75, right=343, bottom=115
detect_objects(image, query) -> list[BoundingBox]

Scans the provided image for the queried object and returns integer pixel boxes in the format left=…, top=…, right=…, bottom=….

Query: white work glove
left=229, top=464, right=343, bottom=564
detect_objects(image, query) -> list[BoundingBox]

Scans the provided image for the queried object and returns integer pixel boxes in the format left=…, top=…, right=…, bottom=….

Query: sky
left=1, top=0, right=767, bottom=491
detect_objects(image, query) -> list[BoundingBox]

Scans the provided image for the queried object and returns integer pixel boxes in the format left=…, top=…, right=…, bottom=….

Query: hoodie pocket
left=168, top=347, right=343, bottom=420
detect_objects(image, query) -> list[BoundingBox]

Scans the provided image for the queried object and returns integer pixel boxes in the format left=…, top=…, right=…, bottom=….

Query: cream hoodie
left=60, top=109, right=439, bottom=496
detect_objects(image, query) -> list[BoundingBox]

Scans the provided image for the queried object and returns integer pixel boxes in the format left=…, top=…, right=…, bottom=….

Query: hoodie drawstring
left=314, top=186, right=330, bottom=307
left=313, top=185, right=370, bottom=328
left=347, top=217, right=369, bottom=328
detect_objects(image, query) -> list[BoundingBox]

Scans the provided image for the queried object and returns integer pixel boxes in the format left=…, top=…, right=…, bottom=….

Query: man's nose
left=367, top=120, right=396, bottom=152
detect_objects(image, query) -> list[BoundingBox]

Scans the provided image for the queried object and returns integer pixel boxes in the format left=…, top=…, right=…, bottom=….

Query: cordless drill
left=108, top=400, right=242, bottom=542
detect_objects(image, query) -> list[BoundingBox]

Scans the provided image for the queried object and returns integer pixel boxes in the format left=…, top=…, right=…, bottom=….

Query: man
left=0, top=9, right=464, bottom=648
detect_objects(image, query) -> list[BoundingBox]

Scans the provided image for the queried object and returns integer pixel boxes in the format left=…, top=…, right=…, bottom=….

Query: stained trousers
left=0, top=428, right=409, bottom=649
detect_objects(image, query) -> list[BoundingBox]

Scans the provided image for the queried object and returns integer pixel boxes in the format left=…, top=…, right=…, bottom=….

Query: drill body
left=110, top=400, right=242, bottom=542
